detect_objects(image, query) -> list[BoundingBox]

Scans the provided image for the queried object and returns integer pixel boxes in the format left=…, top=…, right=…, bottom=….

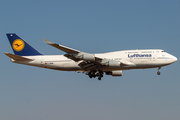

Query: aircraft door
left=153, top=52, right=156, bottom=61
left=129, top=57, right=133, bottom=62
left=40, top=60, right=46, bottom=67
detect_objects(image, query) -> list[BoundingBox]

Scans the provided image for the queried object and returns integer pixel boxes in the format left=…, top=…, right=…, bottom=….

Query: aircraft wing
left=4, top=53, right=33, bottom=61
left=43, top=39, right=135, bottom=70
left=43, top=39, right=102, bottom=61
left=43, top=39, right=80, bottom=54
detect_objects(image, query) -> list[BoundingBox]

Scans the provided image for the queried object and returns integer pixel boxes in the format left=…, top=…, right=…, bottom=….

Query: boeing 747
left=4, top=33, right=177, bottom=80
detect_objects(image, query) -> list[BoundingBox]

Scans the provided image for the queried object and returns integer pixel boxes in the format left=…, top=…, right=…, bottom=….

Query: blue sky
left=1, top=0, right=180, bottom=120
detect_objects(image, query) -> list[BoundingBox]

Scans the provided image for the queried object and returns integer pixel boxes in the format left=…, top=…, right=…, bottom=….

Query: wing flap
left=78, top=61, right=98, bottom=70
left=4, top=53, right=33, bottom=61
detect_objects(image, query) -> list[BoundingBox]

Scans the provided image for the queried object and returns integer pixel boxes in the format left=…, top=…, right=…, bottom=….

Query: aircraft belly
left=45, top=61, right=82, bottom=71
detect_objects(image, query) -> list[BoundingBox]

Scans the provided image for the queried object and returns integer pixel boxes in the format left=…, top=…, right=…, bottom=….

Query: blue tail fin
left=6, top=33, right=42, bottom=56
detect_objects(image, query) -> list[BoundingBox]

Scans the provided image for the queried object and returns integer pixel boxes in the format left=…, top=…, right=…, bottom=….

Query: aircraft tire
left=157, top=71, right=161, bottom=75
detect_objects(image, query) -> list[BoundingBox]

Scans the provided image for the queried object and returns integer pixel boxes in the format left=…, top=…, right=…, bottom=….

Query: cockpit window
left=162, top=51, right=166, bottom=52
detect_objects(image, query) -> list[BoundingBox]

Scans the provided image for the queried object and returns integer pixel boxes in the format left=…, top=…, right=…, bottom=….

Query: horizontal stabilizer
left=4, top=53, right=33, bottom=61
left=43, top=39, right=80, bottom=54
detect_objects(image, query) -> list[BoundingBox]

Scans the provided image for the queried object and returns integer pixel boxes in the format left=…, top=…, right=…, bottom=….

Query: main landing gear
left=88, top=71, right=103, bottom=80
left=157, top=67, right=161, bottom=75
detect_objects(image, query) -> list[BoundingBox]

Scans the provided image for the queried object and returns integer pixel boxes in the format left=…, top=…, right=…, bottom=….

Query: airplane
left=4, top=33, right=177, bottom=80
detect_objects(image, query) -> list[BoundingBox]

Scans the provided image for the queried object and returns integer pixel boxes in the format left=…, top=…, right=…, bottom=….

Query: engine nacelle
left=106, top=70, right=123, bottom=76
left=108, top=60, right=120, bottom=67
left=82, top=54, right=95, bottom=61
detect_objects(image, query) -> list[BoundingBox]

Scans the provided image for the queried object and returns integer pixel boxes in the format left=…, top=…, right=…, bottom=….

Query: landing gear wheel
left=88, top=71, right=96, bottom=78
left=100, top=74, right=103, bottom=77
left=89, top=75, right=92, bottom=78
left=88, top=74, right=92, bottom=78
left=157, top=67, right=161, bottom=75
left=98, top=77, right=101, bottom=80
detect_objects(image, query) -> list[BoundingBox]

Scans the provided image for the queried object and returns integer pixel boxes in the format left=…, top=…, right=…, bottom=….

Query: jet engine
left=106, top=70, right=123, bottom=76
left=82, top=54, right=95, bottom=61
left=107, top=60, right=121, bottom=67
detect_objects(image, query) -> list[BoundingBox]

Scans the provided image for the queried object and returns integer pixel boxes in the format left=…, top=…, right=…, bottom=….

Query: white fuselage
left=12, top=49, right=177, bottom=72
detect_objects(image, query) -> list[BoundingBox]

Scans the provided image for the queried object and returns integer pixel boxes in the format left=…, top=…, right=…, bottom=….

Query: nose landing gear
left=157, top=67, right=161, bottom=75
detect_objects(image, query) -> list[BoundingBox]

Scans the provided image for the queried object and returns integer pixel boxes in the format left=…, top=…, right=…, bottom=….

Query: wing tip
left=43, top=39, right=53, bottom=45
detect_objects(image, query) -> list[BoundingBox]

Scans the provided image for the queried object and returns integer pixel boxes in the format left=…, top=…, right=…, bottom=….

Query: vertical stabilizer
left=6, top=33, right=42, bottom=56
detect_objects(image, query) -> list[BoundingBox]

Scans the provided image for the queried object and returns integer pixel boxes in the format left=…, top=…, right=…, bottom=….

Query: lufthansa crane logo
left=12, top=39, right=25, bottom=51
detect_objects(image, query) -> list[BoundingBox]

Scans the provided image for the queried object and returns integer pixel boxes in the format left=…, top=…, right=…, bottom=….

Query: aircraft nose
left=172, top=55, right=178, bottom=63
left=174, top=56, right=178, bottom=62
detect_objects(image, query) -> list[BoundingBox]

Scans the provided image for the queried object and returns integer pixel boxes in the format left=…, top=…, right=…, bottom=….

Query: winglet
left=43, top=39, right=53, bottom=45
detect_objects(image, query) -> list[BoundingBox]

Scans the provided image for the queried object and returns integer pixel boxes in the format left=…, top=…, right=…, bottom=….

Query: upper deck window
left=141, top=51, right=152, bottom=53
